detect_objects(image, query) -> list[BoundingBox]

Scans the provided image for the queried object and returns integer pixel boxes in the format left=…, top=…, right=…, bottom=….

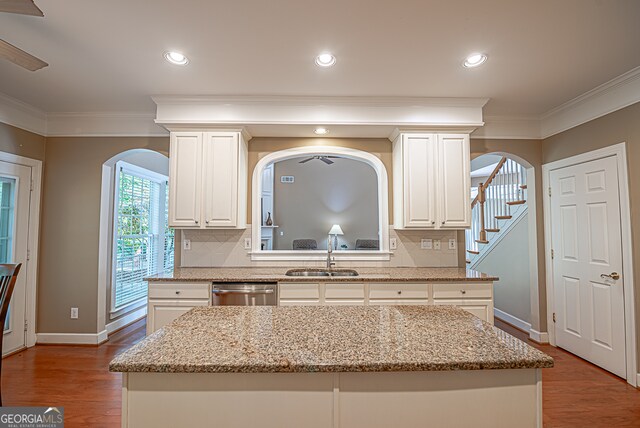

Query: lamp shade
left=328, top=224, right=344, bottom=235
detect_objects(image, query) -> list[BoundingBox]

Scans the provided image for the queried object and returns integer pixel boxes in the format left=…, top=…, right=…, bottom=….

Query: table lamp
left=328, top=224, right=344, bottom=250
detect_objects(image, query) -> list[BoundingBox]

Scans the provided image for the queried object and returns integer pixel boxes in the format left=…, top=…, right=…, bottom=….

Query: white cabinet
left=279, top=283, right=321, bottom=306
left=147, top=282, right=210, bottom=335
left=169, top=131, right=247, bottom=229
left=432, top=282, right=494, bottom=323
left=393, top=132, right=471, bottom=229
left=324, top=283, right=365, bottom=306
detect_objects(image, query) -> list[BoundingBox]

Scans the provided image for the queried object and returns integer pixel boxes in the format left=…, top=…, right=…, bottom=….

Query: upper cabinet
left=393, top=132, right=471, bottom=229
left=169, top=131, right=248, bottom=229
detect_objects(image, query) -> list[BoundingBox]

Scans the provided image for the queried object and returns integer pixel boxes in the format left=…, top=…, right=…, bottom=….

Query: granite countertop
left=145, top=267, right=498, bottom=283
left=109, top=306, right=553, bottom=373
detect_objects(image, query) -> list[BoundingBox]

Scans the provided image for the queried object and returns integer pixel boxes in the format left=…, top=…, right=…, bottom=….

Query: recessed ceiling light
left=314, top=127, right=329, bottom=135
left=315, top=53, right=336, bottom=67
left=463, top=53, right=487, bottom=68
left=164, top=51, right=189, bottom=65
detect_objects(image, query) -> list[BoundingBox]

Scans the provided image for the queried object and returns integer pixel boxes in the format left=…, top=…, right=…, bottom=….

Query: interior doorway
left=543, top=143, right=636, bottom=385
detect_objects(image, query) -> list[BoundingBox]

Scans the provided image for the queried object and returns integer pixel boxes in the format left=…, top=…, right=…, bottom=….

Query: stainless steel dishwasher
left=211, top=282, right=277, bottom=306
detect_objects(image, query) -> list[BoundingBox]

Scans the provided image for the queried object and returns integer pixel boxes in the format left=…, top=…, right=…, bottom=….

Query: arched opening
left=97, top=149, right=170, bottom=335
left=251, top=146, right=390, bottom=260
left=466, top=152, right=542, bottom=341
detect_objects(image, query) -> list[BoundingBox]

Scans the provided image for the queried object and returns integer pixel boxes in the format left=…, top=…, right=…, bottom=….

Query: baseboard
left=529, top=329, right=550, bottom=344
left=494, top=308, right=532, bottom=333
left=107, top=305, right=147, bottom=335
left=636, top=373, right=640, bottom=389
left=36, top=330, right=108, bottom=345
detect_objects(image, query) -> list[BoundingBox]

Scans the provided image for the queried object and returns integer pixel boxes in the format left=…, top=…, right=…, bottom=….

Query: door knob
left=601, top=272, right=620, bottom=280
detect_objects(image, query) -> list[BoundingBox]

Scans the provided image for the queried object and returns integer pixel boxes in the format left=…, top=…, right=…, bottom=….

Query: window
left=112, top=162, right=173, bottom=312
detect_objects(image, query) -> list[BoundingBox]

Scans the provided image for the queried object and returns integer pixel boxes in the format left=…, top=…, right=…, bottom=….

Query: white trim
left=249, top=250, right=392, bottom=262
left=529, top=329, right=550, bottom=344
left=542, top=142, right=637, bottom=386
left=250, top=146, right=390, bottom=261
left=471, top=116, right=541, bottom=140
left=0, top=152, right=42, bottom=349
left=37, top=330, right=108, bottom=345
left=0, top=92, right=47, bottom=136
left=97, top=164, right=112, bottom=335
left=541, top=66, right=640, bottom=138
left=45, top=112, right=168, bottom=137
left=117, top=160, right=168, bottom=183
left=106, top=306, right=147, bottom=335
left=494, top=308, right=532, bottom=334
left=470, top=205, right=528, bottom=269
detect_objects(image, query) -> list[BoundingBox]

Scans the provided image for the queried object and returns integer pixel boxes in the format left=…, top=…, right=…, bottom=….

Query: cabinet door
left=203, top=132, right=239, bottom=227
left=437, top=134, right=471, bottom=228
left=402, top=134, right=437, bottom=228
left=433, top=299, right=493, bottom=324
left=147, top=299, right=209, bottom=335
left=169, top=132, right=203, bottom=227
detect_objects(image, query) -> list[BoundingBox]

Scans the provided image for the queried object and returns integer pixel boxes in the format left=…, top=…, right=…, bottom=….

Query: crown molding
left=540, top=66, right=640, bottom=138
left=46, top=111, right=168, bottom=137
left=0, top=92, right=47, bottom=135
left=471, top=115, right=541, bottom=140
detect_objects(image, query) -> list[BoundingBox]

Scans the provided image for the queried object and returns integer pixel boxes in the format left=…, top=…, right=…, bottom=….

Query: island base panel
left=122, top=369, right=542, bottom=428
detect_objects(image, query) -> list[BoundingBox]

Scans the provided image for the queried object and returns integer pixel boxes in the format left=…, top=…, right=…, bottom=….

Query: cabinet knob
left=432, top=221, right=435, bottom=225
left=461, top=290, right=466, bottom=295
left=441, top=221, right=445, bottom=225
left=397, top=291, right=402, bottom=295
left=205, top=220, right=209, bottom=224
left=195, top=220, right=199, bottom=224
left=175, top=291, right=181, bottom=295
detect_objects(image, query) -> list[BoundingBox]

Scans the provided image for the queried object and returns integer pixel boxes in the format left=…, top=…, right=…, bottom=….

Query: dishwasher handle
left=212, top=288, right=275, bottom=295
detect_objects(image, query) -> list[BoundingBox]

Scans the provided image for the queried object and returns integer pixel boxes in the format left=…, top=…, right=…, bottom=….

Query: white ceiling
left=1, top=0, right=639, bottom=127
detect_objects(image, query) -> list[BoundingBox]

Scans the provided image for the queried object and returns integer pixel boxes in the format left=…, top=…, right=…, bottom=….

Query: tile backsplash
left=180, top=226, right=460, bottom=268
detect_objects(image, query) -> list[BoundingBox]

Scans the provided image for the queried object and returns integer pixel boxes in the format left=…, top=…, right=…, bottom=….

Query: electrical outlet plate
left=183, top=239, right=191, bottom=251
left=389, top=238, right=397, bottom=250
left=70, top=307, right=78, bottom=319
left=448, top=238, right=457, bottom=250
left=244, top=238, right=252, bottom=249
left=420, top=239, right=432, bottom=250
left=433, top=240, right=441, bottom=250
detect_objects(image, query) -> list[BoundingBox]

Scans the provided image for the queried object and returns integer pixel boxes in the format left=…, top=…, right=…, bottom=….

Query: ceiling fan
left=298, top=155, right=341, bottom=165
left=0, top=0, right=48, bottom=71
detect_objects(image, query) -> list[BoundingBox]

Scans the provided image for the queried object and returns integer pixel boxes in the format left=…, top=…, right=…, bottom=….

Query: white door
left=437, top=134, right=471, bottom=228
left=1, top=161, right=31, bottom=356
left=550, top=155, right=626, bottom=377
left=168, top=132, right=202, bottom=227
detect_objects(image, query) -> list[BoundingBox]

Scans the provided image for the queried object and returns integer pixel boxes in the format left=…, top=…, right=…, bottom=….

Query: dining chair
left=292, top=239, right=318, bottom=250
left=0, top=263, right=22, bottom=406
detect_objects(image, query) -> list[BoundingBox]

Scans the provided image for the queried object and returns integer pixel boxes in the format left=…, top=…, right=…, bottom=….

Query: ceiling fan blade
left=0, top=39, right=48, bottom=71
left=299, top=157, right=314, bottom=163
left=320, top=158, right=334, bottom=165
left=0, top=0, right=44, bottom=16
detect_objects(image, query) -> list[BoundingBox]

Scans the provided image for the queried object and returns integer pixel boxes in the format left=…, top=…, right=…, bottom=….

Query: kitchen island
left=110, top=305, right=552, bottom=428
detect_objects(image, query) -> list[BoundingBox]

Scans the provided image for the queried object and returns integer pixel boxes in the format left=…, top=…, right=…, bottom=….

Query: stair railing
left=466, top=157, right=526, bottom=259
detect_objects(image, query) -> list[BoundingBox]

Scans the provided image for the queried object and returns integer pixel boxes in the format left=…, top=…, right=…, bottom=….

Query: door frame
left=0, top=151, right=42, bottom=350
left=542, top=142, right=636, bottom=386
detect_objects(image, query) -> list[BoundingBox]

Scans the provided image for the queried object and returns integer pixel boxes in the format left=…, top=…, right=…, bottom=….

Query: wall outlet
left=420, top=239, right=432, bottom=250
left=183, top=239, right=191, bottom=251
left=70, top=307, right=79, bottom=319
left=279, top=231, right=284, bottom=236
left=244, top=238, right=252, bottom=249
left=448, top=238, right=457, bottom=250
left=389, top=238, right=397, bottom=250
left=433, top=240, right=441, bottom=250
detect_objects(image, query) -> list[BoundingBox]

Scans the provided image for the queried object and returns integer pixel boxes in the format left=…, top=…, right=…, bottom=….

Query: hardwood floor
left=2, top=317, right=639, bottom=427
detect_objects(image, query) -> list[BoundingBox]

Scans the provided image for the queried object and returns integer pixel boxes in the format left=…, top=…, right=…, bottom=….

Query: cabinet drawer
left=433, top=299, right=492, bottom=323
left=279, top=283, right=320, bottom=299
left=369, top=283, right=428, bottom=300
left=325, top=283, right=365, bottom=300
left=324, top=300, right=365, bottom=306
left=279, top=300, right=321, bottom=306
left=432, top=283, right=492, bottom=299
left=368, top=299, right=428, bottom=306
left=148, top=282, right=210, bottom=299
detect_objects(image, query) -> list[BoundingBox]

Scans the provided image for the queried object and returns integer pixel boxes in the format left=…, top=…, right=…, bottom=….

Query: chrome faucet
left=326, top=235, right=336, bottom=269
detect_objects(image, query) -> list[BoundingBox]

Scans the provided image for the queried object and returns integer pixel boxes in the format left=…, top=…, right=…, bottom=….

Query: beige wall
left=469, top=138, right=546, bottom=331
left=542, top=101, right=640, bottom=371
left=272, top=156, right=379, bottom=250
left=38, top=137, right=168, bottom=334
left=0, top=122, right=46, bottom=161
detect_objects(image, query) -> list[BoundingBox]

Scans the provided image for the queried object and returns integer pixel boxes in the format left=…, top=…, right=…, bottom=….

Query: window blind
left=113, top=166, right=171, bottom=310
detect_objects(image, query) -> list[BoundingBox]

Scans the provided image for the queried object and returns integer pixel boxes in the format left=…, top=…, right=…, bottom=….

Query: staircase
left=466, top=157, right=527, bottom=266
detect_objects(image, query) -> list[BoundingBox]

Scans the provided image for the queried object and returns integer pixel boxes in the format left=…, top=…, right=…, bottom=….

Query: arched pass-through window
left=251, top=146, right=390, bottom=261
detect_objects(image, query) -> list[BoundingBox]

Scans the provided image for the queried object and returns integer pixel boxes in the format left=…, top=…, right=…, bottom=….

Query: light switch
left=420, top=239, right=432, bottom=250
left=183, top=239, right=191, bottom=251
left=390, top=238, right=397, bottom=250
left=433, top=240, right=441, bottom=250
left=244, top=238, right=252, bottom=249
left=448, top=239, right=457, bottom=250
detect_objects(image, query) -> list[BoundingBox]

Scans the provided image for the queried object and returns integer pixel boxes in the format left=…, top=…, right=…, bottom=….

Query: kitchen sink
left=285, top=269, right=359, bottom=277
